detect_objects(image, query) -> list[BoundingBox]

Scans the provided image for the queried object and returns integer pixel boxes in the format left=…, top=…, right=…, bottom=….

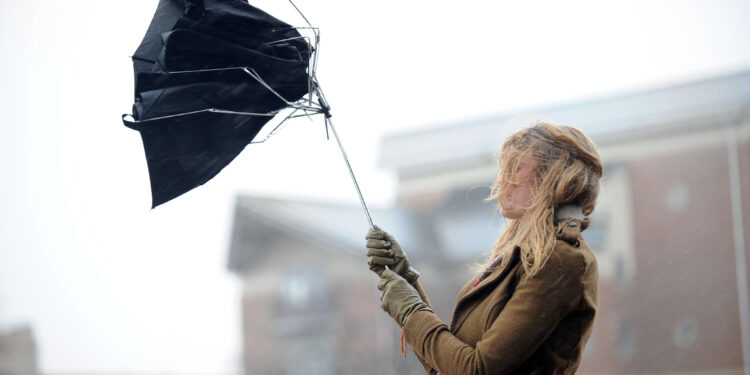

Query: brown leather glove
left=366, top=226, right=420, bottom=284
left=378, top=270, right=431, bottom=327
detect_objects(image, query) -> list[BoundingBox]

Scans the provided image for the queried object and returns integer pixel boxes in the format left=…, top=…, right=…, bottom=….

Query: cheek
left=517, top=186, right=535, bottom=205
left=505, top=186, right=532, bottom=207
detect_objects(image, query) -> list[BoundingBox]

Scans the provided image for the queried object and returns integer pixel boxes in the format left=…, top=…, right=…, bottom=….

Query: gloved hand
left=366, top=226, right=420, bottom=284
left=378, top=269, right=432, bottom=326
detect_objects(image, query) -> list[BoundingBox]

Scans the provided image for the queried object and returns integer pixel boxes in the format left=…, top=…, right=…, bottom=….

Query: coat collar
left=554, top=205, right=590, bottom=245
left=456, top=205, right=588, bottom=307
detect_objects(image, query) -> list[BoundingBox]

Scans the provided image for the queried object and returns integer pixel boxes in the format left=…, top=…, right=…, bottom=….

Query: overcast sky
left=1, top=0, right=749, bottom=373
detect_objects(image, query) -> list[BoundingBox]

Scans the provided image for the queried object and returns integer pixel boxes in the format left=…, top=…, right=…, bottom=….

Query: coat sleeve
left=412, top=281, right=439, bottom=374
left=403, top=246, right=586, bottom=375
left=413, top=349, right=438, bottom=374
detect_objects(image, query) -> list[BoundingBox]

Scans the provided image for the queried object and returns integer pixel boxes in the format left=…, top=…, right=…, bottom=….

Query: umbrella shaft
left=325, top=117, right=374, bottom=229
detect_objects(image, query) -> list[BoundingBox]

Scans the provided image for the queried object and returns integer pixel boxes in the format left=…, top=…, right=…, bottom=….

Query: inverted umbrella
left=122, top=0, right=327, bottom=208
left=124, top=0, right=374, bottom=220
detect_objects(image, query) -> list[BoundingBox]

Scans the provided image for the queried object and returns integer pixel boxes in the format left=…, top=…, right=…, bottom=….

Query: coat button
left=568, top=220, right=579, bottom=228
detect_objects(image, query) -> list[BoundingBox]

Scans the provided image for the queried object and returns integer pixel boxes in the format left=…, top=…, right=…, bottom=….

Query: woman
left=367, top=121, right=603, bottom=374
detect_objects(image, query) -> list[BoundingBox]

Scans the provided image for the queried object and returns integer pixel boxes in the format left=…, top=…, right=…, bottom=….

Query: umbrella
left=122, top=0, right=351, bottom=211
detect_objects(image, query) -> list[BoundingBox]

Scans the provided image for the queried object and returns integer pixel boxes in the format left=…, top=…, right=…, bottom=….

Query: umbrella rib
left=208, top=109, right=277, bottom=117
left=288, top=26, right=319, bottom=31
left=285, top=0, right=318, bottom=106
left=242, top=68, right=293, bottom=105
left=249, top=108, right=300, bottom=144
left=287, top=0, right=313, bottom=27
left=264, top=36, right=308, bottom=46
left=311, top=31, right=320, bottom=88
left=294, top=97, right=323, bottom=111
left=242, top=67, right=327, bottom=115
left=285, top=113, right=318, bottom=119
left=165, top=66, right=249, bottom=74
left=125, top=108, right=277, bottom=123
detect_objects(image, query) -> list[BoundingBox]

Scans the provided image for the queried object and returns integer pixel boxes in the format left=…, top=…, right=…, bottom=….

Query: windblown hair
left=482, top=121, right=603, bottom=276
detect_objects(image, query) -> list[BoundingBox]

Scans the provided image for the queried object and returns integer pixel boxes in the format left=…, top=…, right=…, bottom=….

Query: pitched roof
left=380, top=69, right=750, bottom=176
left=227, top=193, right=504, bottom=273
left=228, top=196, right=439, bottom=272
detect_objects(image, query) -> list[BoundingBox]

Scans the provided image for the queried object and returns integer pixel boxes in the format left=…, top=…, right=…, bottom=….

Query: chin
left=500, top=208, right=523, bottom=219
left=500, top=208, right=520, bottom=220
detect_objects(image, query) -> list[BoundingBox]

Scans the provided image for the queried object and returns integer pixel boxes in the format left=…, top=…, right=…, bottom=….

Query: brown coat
left=404, top=218, right=598, bottom=375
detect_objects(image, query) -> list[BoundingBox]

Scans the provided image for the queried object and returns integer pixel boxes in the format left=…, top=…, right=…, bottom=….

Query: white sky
left=0, top=0, right=749, bottom=373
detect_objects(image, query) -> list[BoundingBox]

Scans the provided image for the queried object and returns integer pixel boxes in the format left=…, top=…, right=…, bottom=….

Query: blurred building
left=0, top=325, right=39, bottom=375
left=227, top=197, right=451, bottom=375
left=228, top=70, right=750, bottom=374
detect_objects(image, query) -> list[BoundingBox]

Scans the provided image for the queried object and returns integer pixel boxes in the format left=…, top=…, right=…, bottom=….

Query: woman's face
left=498, top=155, right=537, bottom=219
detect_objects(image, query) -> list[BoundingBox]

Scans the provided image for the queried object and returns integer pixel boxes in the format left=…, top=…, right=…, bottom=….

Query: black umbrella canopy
left=123, top=0, right=311, bottom=208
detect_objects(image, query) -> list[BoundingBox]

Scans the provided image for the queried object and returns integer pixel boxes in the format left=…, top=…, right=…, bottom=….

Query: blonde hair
left=482, top=121, right=603, bottom=276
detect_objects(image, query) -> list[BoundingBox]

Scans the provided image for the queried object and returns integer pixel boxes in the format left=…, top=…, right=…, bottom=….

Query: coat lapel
left=457, top=246, right=520, bottom=306
left=450, top=246, right=520, bottom=330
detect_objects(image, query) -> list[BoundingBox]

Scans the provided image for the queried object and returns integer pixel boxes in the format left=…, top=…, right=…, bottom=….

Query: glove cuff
left=404, top=267, right=420, bottom=285
left=402, top=304, right=432, bottom=327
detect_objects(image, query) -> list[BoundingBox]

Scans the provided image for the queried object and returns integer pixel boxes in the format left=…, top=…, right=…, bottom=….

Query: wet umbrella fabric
left=123, top=0, right=311, bottom=208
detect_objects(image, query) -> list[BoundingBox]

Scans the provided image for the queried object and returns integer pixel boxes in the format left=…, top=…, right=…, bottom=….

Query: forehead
left=501, top=147, right=534, bottom=168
